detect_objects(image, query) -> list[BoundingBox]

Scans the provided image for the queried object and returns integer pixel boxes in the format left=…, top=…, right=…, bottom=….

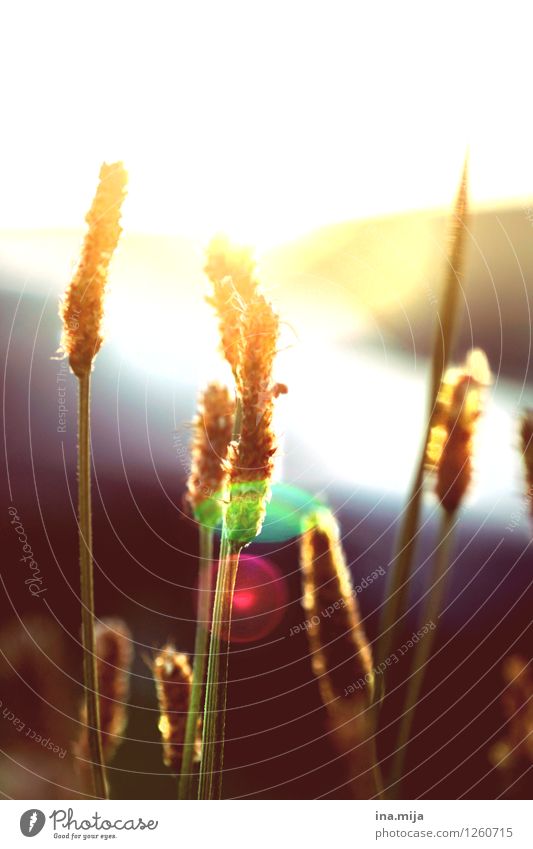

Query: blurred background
left=1, top=0, right=533, bottom=800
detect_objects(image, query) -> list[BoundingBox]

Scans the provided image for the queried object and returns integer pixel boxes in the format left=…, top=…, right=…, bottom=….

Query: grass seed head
left=187, top=382, right=235, bottom=529
left=75, top=618, right=133, bottom=765
left=153, top=646, right=200, bottom=774
left=299, top=509, right=374, bottom=707
left=489, top=655, right=533, bottom=771
left=225, top=294, right=283, bottom=545
left=59, top=162, right=127, bottom=377
left=427, top=348, right=491, bottom=514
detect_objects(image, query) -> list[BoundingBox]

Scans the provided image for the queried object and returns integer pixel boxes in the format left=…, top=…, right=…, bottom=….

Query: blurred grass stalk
left=388, top=508, right=455, bottom=792
left=375, top=157, right=469, bottom=701
left=389, top=348, right=490, bottom=792
left=300, top=510, right=383, bottom=798
left=178, top=526, right=214, bottom=799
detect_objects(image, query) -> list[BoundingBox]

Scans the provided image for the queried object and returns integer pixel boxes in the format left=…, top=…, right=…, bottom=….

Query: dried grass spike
left=430, top=349, right=491, bottom=513
left=489, top=655, right=533, bottom=773
left=75, top=618, right=133, bottom=765
left=59, top=162, right=127, bottom=377
left=187, top=383, right=235, bottom=528
left=225, top=294, right=282, bottom=545
left=153, top=646, right=201, bottom=774
left=299, top=509, right=374, bottom=705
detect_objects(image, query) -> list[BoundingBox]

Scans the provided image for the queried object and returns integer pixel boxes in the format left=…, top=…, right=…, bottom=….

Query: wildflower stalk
left=77, top=372, right=107, bottom=798
left=388, top=509, right=455, bottom=793
left=375, top=157, right=469, bottom=700
left=178, top=525, right=214, bottom=799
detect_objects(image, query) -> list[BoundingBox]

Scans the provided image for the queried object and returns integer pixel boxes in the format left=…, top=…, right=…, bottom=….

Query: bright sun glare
left=1, top=2, right=532, bottom=250
left=1, top=0, right=530, bottom=524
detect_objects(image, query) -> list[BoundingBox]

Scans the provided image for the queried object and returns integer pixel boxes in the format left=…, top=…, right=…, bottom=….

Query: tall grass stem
left=198, top=532, right=241, bottom=799
left=375, top=159, right=468, bottom=699
left=388, top=509, right=455, bottom=793
left=78, top=373, right=108, bottom=799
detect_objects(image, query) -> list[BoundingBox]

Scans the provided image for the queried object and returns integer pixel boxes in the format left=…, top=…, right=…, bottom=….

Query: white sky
left=1, top=1, right=532, bottom=248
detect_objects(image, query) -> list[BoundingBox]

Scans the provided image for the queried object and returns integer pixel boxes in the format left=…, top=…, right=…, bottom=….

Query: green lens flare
left=206, top=483, right=327, bottom=543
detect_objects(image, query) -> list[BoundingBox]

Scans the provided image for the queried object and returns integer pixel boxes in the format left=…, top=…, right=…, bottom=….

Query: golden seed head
left=59, top=161, right=127, bottom=377
left=299, top=509, right=374, bottom=707
left=427, top=348, right=491, bottom=513
left=152, top=645, right=200, bottom=774
left=75, top=618, right=133, bottom=764
left=187, top=382, right=235, bottom=528
left=204, top=235, right=258, bottom=376
left=225, top=294, right=286, bottom=545
left=229, top=294, right=280, bottom=484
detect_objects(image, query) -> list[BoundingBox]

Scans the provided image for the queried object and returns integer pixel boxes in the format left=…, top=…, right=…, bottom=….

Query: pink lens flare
left=197, top=554, right=289, bottom=644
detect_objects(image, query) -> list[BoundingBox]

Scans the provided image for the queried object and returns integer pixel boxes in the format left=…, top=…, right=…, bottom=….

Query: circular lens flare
left=198, top=554, right=289, bottom=644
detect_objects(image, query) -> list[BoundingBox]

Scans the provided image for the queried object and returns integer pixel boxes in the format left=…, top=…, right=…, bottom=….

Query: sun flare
left=1, top=2, right=532, bottom=248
